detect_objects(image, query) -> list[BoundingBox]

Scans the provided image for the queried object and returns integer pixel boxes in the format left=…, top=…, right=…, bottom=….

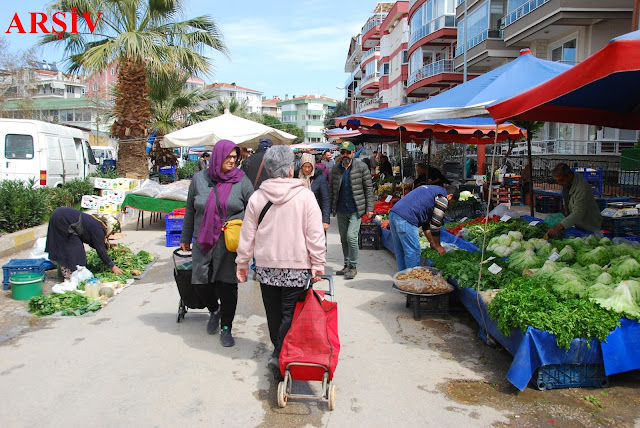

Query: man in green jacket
left=329, top=141, right=374, bottom=279
left=547, top=163, right=602, bottom=237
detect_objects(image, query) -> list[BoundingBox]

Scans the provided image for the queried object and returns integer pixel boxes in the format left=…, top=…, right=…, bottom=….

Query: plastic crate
left=405, top=292, right=449, bottom=320
left=572, top=167, right=603, bottom=181
left=535, top=195, right=563, bottom=213
left=445, top=202, right=476, bottom=222
left=358, top=222, right=381, bottom=250
left=503, top=174, right=521, bottom=186
left=166, top=231, right=182, bottom=247
left=533, top=364, right=608, bottom=390
left=601, top=216, right=640, bottom=237
left=159, top=165, right=176, bottom=174
left=165, top=215, right=184, bottom=232
left=3, top=258, right=47, bottom=289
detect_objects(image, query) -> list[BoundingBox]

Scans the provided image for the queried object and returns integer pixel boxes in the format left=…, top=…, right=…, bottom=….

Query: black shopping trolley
left=172, top=249, right=207, bottom=322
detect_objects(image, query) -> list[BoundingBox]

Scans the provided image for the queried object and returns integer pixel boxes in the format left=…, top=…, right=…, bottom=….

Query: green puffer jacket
left=329, top=159, right=374, bottom=217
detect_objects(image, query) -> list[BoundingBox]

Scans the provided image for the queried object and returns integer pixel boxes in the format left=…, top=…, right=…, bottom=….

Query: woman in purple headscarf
left=181, top=140, right=254, bottom=347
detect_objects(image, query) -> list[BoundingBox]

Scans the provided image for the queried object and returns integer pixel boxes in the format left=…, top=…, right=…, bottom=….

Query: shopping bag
left=280, top=289, right=340, bottom=380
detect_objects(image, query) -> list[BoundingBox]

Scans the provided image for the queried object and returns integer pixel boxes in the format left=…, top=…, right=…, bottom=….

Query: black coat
left=311, top=173, right=330, bottom=224
left=241, top=148, right=269, bottom=189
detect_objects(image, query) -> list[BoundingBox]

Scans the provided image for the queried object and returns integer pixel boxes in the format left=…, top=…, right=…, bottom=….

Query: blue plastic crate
left=165, top=215, right=184, bottom=232
left=533, top=364, right=608, bottom=390
left=3, top=258, right=47, bottom=289
left=166, top=232, right=182, bottom=247
left=601, top=216, right=640, bottom=237
left=159, top=165, right=176, bottom=174
left=572, top=167, right=603, bottom=182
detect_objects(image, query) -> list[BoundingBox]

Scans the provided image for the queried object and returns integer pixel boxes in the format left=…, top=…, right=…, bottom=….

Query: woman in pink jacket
left=236, top=145, right=326, bottom=376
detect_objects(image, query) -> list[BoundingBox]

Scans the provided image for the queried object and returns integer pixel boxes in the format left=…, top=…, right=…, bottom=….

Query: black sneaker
left=220, top=326, right=235, bottom=347
left=335, top=265, right=349, bottom=276
left=207, top=309, right=220, bottom=334
left=267, top=356, right=279, bottom=371
left=344, top=267, right=357, bottom=280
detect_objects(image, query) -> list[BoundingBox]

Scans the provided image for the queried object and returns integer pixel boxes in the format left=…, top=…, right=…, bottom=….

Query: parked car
left=0, top=119, right=98, bottom=187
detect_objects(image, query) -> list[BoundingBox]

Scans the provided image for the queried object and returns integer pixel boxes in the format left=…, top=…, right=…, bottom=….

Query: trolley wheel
left=327, top=383, right=337, bottom=410
left=277, top=381, right=287, bottom=408
left=176, top=299, right=187, bottom=323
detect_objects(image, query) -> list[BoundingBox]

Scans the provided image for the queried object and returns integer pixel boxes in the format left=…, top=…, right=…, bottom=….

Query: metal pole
left=463, top=0, right=468, bottom=83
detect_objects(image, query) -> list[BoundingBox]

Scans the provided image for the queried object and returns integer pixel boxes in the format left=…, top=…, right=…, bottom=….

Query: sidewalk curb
left=0, top=225, right=49, bottom=259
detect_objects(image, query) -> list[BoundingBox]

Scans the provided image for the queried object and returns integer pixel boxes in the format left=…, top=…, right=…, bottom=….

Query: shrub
left=178, top=161, right=197, bottom=179
left=89, top=168, right=119, bottom=179
left=61, top=178, right=96, bottom=205
left=0, top=179, right=50, bottom=233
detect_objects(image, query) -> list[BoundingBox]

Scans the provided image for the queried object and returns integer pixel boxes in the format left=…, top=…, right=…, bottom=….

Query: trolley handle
left=305, top=274, right=334, bottom=297
left=172, top=248, right=192, bottom=270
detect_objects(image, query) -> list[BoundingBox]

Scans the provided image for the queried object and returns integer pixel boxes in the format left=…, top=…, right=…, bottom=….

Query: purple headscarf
left=197, top=140, right=245, bottom=254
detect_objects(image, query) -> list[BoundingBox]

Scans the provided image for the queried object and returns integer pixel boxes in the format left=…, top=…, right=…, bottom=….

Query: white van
left=0, top=119, right=99, bottom=187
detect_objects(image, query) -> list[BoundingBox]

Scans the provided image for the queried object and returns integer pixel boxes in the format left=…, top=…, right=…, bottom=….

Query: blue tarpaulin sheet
left=457, top=287, right=638, bottom=390
left=520, top=215, right=592, bottom=238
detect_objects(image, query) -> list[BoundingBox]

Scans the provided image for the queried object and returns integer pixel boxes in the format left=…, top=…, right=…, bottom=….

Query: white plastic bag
left=29, top=237, right=49, bottom=259
left=69, top=266, right=94, bottom=288
left=132, top=179, right=163, bottom=197
left=156, top=180, right=190, bottom=202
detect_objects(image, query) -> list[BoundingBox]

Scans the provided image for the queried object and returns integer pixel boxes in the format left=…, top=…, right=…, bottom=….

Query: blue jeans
left=389, top=211, right=421, bottom=272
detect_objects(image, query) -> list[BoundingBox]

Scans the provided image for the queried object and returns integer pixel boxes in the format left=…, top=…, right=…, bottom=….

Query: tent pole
left=426, top=132, right=432, bottom=178
left=527, top=127, right=534, bottom=217
left=399, top=129, right=404, bottom=187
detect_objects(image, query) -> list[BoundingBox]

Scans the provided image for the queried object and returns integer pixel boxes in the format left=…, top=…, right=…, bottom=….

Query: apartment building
left=205, top=82, right=264, bottom=113
left=261, top=96, right=282, bottom=119
left=343, top=0, right=638, bottom=155
left=277, top=95, right=338, bottom=143
left=5, top=60, right=86, bottom=100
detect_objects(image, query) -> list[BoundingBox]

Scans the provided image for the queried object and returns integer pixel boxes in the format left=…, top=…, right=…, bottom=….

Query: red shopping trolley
left=277, top=275, right=340, bottom=410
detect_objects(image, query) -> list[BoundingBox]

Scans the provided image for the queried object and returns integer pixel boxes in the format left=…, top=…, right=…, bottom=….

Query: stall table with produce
left=121, top=194, right=186, bottom=230
left=423, top=215, right=640, bottom=390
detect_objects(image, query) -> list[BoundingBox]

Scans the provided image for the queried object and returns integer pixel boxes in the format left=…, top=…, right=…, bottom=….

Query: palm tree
left=213, top=97, right=250, bottom=118
left=40, top=0, right=228, bottom=176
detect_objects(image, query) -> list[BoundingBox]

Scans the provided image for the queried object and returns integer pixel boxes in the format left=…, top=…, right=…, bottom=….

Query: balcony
left=408, top=59, right=456, bottom=86
left=362, top=14, right=386, bottom=49
left=455, top=29, right=503, bottom=56
left=409, top=15, right=457, bottom=48
left=360, top=72, right=380, bottom=95
left=502, top=0, right=550, bottom=28
left=362, top=46, right=380, bottom=62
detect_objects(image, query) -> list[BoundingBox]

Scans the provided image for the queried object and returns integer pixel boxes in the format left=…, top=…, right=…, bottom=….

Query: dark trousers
left=193, top=282, right=238, bottom=329
left=260, top=284, right=306, bottom=357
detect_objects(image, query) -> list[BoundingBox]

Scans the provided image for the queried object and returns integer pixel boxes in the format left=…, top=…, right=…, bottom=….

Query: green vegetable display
left=28, top=292, right=92, bottom=317
left=86, top=244, right=154, bottom=282
left=488, top=277, right=622, bottom=350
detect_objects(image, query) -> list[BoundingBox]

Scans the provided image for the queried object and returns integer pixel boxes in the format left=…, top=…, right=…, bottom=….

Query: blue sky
left=3, top=0, right=373, bottom=101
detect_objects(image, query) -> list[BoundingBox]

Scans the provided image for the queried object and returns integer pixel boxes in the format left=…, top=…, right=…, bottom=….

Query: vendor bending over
left=389, top=185, right=459, bottom=271
left=546, top=163, right=602, bottom=237
left=45, top=207, right=124, bottom=279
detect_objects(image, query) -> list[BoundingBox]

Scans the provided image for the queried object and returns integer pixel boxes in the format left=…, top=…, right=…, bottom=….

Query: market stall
left=121, top=194, right=186, bottom=230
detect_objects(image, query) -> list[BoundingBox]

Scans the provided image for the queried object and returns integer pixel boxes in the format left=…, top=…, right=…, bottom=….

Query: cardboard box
left=81, top=195, right=106, bottom=210
left=126, top=173, right=147, bottom=180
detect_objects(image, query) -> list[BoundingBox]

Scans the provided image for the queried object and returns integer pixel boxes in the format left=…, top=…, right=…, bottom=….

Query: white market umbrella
left=161, top=112, right=296, bottom=149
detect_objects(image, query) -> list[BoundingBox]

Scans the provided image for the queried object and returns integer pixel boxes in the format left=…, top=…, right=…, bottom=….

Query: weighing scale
left=601, top=201, right=640, bottom=218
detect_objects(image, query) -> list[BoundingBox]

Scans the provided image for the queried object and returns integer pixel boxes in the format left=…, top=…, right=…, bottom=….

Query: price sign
left=500, top=215, right=511, bottom=222
left=488, top=263, right=503, bottom=274
left=548, top=252, right=560, bottom=261
left=529, top=221, right=540, bottom=226
left=459, top=217, right=468, bottom=223
left=385, top=195, right=392, bottom=203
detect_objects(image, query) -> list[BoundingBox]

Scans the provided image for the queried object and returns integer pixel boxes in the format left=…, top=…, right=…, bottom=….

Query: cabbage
left=497, top=234, right=512, bottom=247
left=585, top=264, right=605, bottom=280
left=556, top=245, right=576, bottom=263
left=577, top=246, right=613, bottom=267
left=599, top=237, right=613, bottom=246
left=585, top=235, right=601, bottom=247
left=528, top=238, right=549, bottom=251
left=507, top=247, right=543, bottom=271
left=510, top=241, right=522, bottom=251
left=591, top=281, right=640, bottom=319
left=610, top=256, right=640, bottom=280
left=493, top=245, right=510, bottom=257
left=534, top=260, right=566, bottom=279
left=459, top=190, right=473, bottom=201
left=508, top=231, right=523, bottom=241
left=536, top=243, right=553, bottom=260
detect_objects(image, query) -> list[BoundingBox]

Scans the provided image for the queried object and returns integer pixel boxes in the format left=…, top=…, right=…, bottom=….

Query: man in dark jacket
left=241, top=138, right=272, bottom=189
left=329, top=141, right=374, bottom=279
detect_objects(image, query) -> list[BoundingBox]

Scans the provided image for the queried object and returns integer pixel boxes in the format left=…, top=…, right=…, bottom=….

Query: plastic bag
left=69, top=266, right=94, bottom=288
left=30, top=237, right=49, bottom=259
left=393, top=266, right=453, bottom=294
left=132, top=179, right=163, bottom=197
left=156, top=180, right=190, bottom=201
left=544, top=212, right=565, bottom=227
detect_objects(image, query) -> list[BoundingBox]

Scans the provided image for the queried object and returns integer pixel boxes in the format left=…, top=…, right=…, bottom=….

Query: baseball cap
left=339, top=141, right=355, bottom=152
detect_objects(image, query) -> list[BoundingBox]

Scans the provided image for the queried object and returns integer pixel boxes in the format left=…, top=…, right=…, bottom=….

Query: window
left=66, top=86, right=75, bottom=94
left=551, top=39, right=577, bottom=65
left=402, top=50, right=408, bottom=64
left=456, top=1, right=489, bottom=54
left=92, top=83, right=98, bottom=91
left=380, top=62, right=390, bottom=76
left=548, top=122, right=573, bottom=153
left=5, top=134, right=34, bottom=159
left=110, top=68, right=115, bottom=76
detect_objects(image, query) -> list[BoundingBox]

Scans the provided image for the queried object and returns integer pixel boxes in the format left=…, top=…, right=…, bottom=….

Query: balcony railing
left=361, top=72, right=380, bottom=87
left=362, top=46, right=380, bottom=61
left=409, top=0, right=419, bottom=10
left=363, top=14, right=386, bottom=35
left=408, top=59, right=456, bottom=86
left=409, top=15, right=457, bottom=47
left=502, top=0, right=550, bottom=28
left=455, top=29, right=503, bottom=56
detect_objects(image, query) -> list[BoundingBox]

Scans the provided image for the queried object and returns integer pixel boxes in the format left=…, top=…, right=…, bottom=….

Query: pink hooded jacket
left=236, top=177, right=326, bottom=273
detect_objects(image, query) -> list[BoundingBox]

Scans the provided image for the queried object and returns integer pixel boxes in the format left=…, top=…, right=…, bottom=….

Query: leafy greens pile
left=28, top=291, right=100, bottom=317
left=86, top=244, right=154, bottom=282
